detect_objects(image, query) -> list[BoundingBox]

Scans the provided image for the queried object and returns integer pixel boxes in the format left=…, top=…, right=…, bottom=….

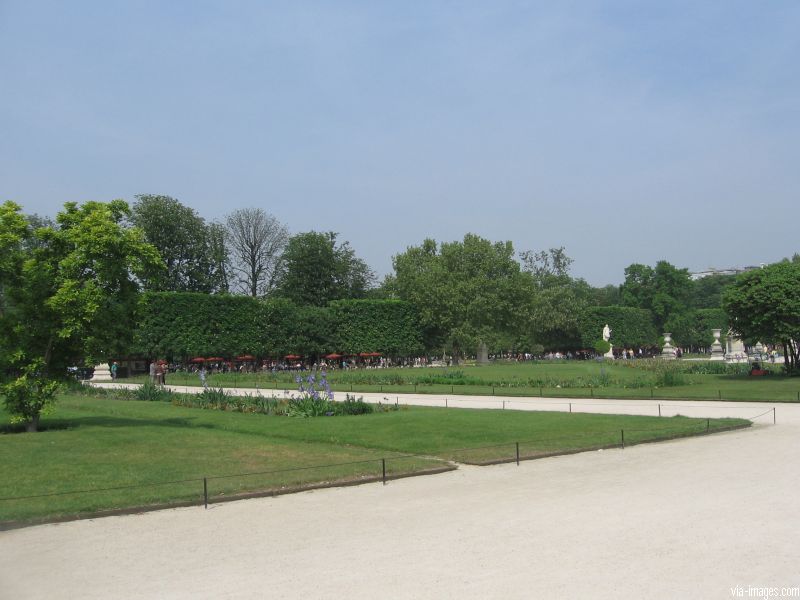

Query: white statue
left=602, top=324, right=612, bottom=342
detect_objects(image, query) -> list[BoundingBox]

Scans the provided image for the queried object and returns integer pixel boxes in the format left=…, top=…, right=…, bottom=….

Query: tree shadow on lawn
left=0, top=415, right=210, bottom=434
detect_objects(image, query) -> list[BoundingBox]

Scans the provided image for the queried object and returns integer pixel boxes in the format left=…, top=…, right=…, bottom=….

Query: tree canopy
left=393, top=234, right=535, bottom=358
left=723, top=262, right=800, bottom=373
left=275, top=231, right=374, bottom=306
left=132, top=194, right=228, bottom=293
left=1, top=200, right=161, bottom=430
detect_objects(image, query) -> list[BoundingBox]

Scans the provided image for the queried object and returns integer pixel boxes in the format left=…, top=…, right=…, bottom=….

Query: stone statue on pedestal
left=602, top=324, right=614, bottom=358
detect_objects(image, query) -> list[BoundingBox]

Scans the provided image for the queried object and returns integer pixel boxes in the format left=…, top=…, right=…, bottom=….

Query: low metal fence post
left=706, top=419, right=710, bottom=433
left=658, top=404, right=661, bottom=417
left=203, top=477, right=208, bottom=509
left=382, top=458, right=386, bottom=485
left=516, top=442, right=520, bottom=466
left=621, top=429, right=625, bottom=449
left=773, top=407, right=776, bottom=424
left=569, top=402, right=572, bottom=413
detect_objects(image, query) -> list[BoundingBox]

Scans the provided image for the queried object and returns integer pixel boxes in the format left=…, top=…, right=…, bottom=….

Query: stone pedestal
left=710, top=329, right=725, bottom=361
left=726, top=332, right=746, bottom=362
left=604, top=344, right=615, bottom=359
left=661, top=333, right=676, bottom=360
left=90, top=363, right=112, bottom=382
left=477, top=342, right=489, bottom=365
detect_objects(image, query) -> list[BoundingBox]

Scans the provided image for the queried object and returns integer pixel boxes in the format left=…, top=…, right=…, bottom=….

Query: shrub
left=136, top=381, right=174, bottom=402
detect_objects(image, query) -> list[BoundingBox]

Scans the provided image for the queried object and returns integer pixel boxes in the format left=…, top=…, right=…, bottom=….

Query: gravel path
left=1, top=390, right=797, bottom=599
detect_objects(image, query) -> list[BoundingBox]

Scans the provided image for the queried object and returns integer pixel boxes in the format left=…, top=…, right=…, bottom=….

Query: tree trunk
left=25, top=414, right=40, bottom=433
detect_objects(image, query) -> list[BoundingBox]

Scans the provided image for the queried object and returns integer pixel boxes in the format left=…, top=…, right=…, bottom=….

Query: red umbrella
left=369, top=352, right=382, bottom=357
left=285, top=354, right=301, bottom=360
left=325, top=353, right=342, bottom=359
left=358, top=352, right=371, bottom=357
left=236, top=355, right=256, bottom=361
left=205, top=357, right=224, bottom=362
left=189, top=357, right=205, bottom=363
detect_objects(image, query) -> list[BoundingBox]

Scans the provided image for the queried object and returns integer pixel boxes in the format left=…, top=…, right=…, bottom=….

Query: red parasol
left=236, top=355, right=256, bottom=361
left=189, top=357, right=205, bottom=363
left=205, top=357, right=224, bottom=362
left=285, top=354, right=301, bottom=360
left=369, top=352, right=382, bottom=357
left=324, top=353, right=342, bottom=359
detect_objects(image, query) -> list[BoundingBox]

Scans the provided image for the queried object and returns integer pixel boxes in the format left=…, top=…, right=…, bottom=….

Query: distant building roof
left=689, top=265, right=763, bottom=281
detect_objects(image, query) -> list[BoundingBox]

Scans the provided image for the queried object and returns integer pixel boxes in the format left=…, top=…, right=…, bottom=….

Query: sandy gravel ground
left=1, top=391, right=797, bottom=600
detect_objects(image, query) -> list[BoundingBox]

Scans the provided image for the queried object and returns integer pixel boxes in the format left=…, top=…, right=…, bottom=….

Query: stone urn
left=709, top=329, right=725, bottom=361
left=661, top=333, right=676, bottom=360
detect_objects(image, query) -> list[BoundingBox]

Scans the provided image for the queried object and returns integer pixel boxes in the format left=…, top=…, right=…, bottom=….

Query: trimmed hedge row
left=132, top=293, right=424, bottom=359
left=577, top=306, right=659, bottom=348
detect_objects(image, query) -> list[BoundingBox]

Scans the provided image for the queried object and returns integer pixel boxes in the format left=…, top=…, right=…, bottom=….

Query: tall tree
left=393, top=234, right=535, bottom=359
left=225, top=208, right=288, bottom=297
left=520, top=247, right=586, bottom=349
left=621, top=261, right=691, bottom=330
left=275, top=231, right=374, bottom=306
left=132, top=194, right=228, bottom=293
left=723, top=261, right=800, bottom=373
left=0, top=200, right=161, bottom=430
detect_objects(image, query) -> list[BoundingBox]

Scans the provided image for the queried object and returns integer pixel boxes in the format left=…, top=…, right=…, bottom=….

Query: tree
left=0, top=200, right=161, bottom=431
left=723, top=262, right=800, bottom=373
left=275, top=232, right=374, bottom=306
left=132, top=194, right=228, bottom=293
left=225, top=208, right=288, bottom=297
left=519, top=247, right=586, bottom=349
left=621, top=261, right=692, bottom=330
left=689, top=274, right=737, bottom=309
left=393, top=234, right=535, bottom=360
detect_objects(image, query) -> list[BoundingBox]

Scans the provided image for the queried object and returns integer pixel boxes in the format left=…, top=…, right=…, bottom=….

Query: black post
left=382, top=458, right=386, bottom=485
left=658, top=404, right=661, bottom=417
left=621, top=429, right=625, bottom=449
left=203, top=477, right=208, bottom=509
left=445, top=398, right=448, bottom=408
left=569, top=402, right=572, bottom=413
left=773, top=407, right=776, bottom=424
left=503, top=400, right=505, bottom=410
left=706, top=419, right=710, bottom=433
left=516, top=442, right=520, bottom=466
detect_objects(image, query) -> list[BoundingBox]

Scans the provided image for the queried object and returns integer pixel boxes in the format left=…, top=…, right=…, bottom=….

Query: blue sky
left=2, top=1, right=798, bottom=285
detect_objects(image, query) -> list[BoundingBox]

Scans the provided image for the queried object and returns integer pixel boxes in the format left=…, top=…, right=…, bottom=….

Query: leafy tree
left=689, top=274, right=737, bottom=309
left=723, top=262, right=800, bottom=373
left=225, top=207, right=288, bottom=297
left=275, top=232, right=374, bottom=306
left=520, top=247, right=586, bottom=349
left=590, top=284, right=622, bottom=307
left=621, top=261, right=692, bottom=330
left=393, top=234, right=535, bottom=360
left=132, top=194, right=228, bottom=293
left=1, top=200, right=161, bottom=431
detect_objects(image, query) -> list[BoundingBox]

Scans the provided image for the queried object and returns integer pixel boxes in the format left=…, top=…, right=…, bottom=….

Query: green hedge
left=578, top=306, right=659, bottom=349
left=132, top=293, right=423, bottom=359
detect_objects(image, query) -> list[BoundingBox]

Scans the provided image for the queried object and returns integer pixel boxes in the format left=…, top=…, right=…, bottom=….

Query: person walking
left=199, top=366, right=208, bottom=389
left=110, top=361, right=118, bottom=380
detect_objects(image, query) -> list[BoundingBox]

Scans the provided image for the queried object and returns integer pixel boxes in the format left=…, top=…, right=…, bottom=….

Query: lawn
left=119, top=360, right=800, bottom=402
left=0, top=392, right=749, bottom=525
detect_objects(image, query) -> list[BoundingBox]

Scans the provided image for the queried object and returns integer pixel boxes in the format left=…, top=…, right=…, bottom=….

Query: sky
left=2, top=1, right=798, bottom=286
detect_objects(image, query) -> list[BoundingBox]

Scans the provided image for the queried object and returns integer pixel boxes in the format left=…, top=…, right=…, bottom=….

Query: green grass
left=0, top=392, right=749, bottom=524
left=120, top=360, right=800, bottom=402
